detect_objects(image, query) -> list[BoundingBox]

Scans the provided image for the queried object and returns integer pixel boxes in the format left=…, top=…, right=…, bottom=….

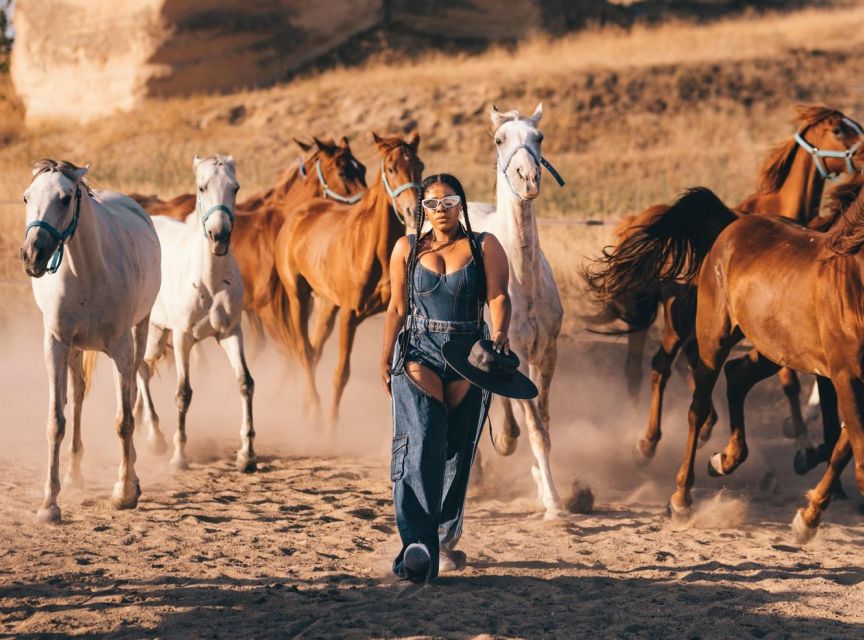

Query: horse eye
left=22, top=195, right=28, bottom=204
left=833, top=126, right=843, bottom=136
left=494, top=138, right=502, bottom=145
left=61, top=195, right=71, bottom=207
left=198, top=185, right=206, bottom=193
left=537, top=133, right=544, bottom=142
left=233, top=185, right=240, bottom=193
left=388, top=166, right=395, bottom=173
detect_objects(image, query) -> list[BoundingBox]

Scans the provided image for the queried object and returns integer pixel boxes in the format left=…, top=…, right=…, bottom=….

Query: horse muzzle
left=20, top=234, right=55, bottom=278
left=208, top=229, right=232, bottom=256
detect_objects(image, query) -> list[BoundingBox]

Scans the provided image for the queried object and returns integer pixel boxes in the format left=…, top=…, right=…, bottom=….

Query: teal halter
left=198, top=197, right=235, bottom=236
left=497, top=142, right=565, bottom=200
left=381, top=160, right=420, bottom=227
left=24, top=185, right=81, bottom=274
left=794, top=117, right=864, bottom=180
left=315, top=159, right=363, bottom=204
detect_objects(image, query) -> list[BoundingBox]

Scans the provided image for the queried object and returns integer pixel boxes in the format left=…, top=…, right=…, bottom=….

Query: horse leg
left=792, top=429, right=852, bottom=544
left=109, top=326, right=143, bottom=510
left=683, top=337, right=719, bottom=446
left=135, top=325, right=169, bottom=455
left=668, top=330, right=737, bottom=519
left=522, top=397, right=563, bottom=519
left=218, top=329, right=256, bottom=472
left=64, top=349, right=86, bottom=489
left=802, top=377, right=821, bottom=425
left=536, top=341, right=558, bottom=430
left=289, top=279, right=322, bottom=423
left=329, top=310, right=358, bottom=428
left=779, top=367, right=811, bottom=448
left=793, top=377, right=842, bottom=481
left=37, top=336, right=69, bottom=523
left=169, top=331, right=195, bottom=470
left=634, top=320, right=682, bottom=462
left=494, top=396, right=520, bottom=456
left=309, top=301, right=338, bottom=368
left=707, top=350, right=778, bottom=477
left=625, top=329, right=647, bottom=404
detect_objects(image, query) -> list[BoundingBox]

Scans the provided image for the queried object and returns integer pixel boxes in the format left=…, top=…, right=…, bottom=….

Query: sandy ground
left=2, top=311, right=864, bottom=639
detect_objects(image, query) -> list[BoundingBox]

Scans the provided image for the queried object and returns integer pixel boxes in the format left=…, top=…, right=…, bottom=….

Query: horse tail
left=584, top=187, right=736, bottom=309
left=82, top=351, right=98, bottom=396
left=257, top=275, right=298, bottom=359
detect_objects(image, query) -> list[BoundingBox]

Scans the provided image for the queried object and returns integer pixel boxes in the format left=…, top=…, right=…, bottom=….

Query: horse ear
left=314, top=136, right=336, bottom=154
left=490, top=104, right=507, bottom=130
left=372, top=131, right=385, bottom=147
left=224, top=155, right=236, bottom=169
left=408, top=131, right=420, bottom=150
left=294, top=138, right=313, bottom=152
left=339, top=136, right=350, bottom=149
left=74, top=165, right=89, bottom=181
left=193, top=155, right=203, bottom=170
left=531, top=102, right=543, bottom=124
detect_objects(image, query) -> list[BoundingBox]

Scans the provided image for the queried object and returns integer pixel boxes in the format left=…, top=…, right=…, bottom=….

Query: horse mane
left=31, top=159, right=91, bottom=189
left=825, top=172, right=864, bottom=256
left=756, top=104, right=843, bottom=194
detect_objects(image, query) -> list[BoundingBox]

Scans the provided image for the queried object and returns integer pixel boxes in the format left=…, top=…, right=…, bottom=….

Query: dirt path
left=2, top=319, right=864, bottom=638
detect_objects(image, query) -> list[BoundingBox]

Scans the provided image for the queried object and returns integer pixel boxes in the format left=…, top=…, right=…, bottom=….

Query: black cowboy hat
left=441, top=339, right=538, bottom=400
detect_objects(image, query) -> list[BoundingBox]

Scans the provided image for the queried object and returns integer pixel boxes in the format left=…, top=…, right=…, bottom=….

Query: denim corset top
left=410, top=234, right=484, bottom=323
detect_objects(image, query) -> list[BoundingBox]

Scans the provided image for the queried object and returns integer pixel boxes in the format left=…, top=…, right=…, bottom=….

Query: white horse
left=136, top=155, right=256, bottom=472
left=469, top=104, right=566, bottom=518
left=20, top=159, right=161, bottom=523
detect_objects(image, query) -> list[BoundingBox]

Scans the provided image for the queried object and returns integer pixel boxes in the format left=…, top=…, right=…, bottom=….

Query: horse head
left=491, top=103, right=545, bottom=201
left=373, top=131, right=424, bottom=229
left=792, top=105, right=864, bottom=180
left=194, top=154, right=239, bottom=256
left=21, top=159, right=89, bottom=278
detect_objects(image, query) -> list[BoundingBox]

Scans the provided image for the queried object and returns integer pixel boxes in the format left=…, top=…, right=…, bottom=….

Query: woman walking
left=381, top=173, right=519, bottom=582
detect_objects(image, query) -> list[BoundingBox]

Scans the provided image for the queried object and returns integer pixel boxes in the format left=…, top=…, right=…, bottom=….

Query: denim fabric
left=390, top=232, right=490, bottom=580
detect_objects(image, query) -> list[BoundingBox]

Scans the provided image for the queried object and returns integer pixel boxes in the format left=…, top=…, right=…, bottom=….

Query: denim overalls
left=390, top=233, right=491, bottom=580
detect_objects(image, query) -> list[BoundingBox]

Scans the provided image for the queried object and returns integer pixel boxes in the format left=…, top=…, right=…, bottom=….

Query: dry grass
left=1, top=3, right=862, bottom=332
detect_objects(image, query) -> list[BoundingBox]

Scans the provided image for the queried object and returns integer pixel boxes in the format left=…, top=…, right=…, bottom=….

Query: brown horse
left=586, top=105, right=864, bottom=462
left=272, top=132, right=423, bottom=426
left=588, top=175, right=864, bottom=542
left=132, top=137, right=367, bottom=334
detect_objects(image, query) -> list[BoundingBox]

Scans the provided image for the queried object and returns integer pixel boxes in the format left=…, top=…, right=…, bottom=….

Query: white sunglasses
left=422, top=195, right=461, bottom=210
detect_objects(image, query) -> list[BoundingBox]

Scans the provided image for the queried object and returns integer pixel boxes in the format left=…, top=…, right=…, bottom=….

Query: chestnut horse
left=132, top=137, right=367, bottom=337
left=588, top=175, right=864, bottom=542
left=586, top=106, right=864, bottom=463
left=272, top=132, right=423, bottom=426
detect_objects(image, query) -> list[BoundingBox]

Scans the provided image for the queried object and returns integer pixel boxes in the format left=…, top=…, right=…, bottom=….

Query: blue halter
left=381, top=160, right=420, bottom=226
left=198, top=197, right=235, bottom=236
left=315, top=159, right=363, bottom=204
left=24, top=186, right=82, bottom=274
left=497, top=142, right=566, bottom=200
left=794, top=117, right=864, bottom=180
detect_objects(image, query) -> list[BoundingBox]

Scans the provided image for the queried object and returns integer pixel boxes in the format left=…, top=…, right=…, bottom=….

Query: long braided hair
left=395, top=174, right=486, bottom=371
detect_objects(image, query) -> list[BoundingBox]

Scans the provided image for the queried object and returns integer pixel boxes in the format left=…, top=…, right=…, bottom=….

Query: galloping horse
left=586, top=106, right=864, bottom=464
left=586, top=176, right=864, bottom=542
left=20, top=160, right=161, bottom=522
left=273, top=132, right=423, bottom=426
left=468, top=104, right=567, bottom=518
left=132, top=137, right=367, bottom=337
left=136, top=156, right=257, bottom=472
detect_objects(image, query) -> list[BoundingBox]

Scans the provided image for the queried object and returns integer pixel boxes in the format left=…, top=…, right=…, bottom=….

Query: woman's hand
left=381, top=360, right=393, bottom=397
left=491, top=330, right=510, bottom=355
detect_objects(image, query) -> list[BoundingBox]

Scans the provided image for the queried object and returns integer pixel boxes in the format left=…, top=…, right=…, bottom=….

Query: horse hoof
left=543, top=507, right=566, bottom=521
left=147, top=433, right=168, bottom=456
left=633, top=441, right=655, bottom=466
left=36, top=505, right=62, bottom=524
left=170, top=457, right=190, bottom=471
left=791, top=508, right=818, bottom=545
left=236, top=455, right=257, bottom=473
left=793, top=448, right=818, bottom=476
left=494, top=433, right=518, bottom=456
left=665, top=499, right=691, bottom=523
left=110, top=481, right=141, bottom=510
left=64, top=472, right=85, bottom=491
left=707, top=452, right=726, bottom=477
